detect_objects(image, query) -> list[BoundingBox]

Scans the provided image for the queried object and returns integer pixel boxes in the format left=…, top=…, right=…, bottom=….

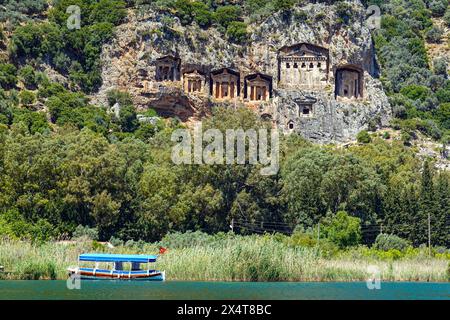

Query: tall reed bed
left=0, top=237, right=448, bottom=281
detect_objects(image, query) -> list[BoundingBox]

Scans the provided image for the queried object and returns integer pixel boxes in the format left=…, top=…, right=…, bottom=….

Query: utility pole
left=230, top=218, right=234, bottom=233
left=428, top=211, right=431, bottom=257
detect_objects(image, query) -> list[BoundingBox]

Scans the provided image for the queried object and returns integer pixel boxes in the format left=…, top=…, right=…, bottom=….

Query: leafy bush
left=18, top=261, right=57, bottom=280
left=171, top=0, right=212, bottom=28
left=12, top=108, right=50, bottom=134
left=18, top=65, right=38, bottom=89
left=428, top=0, right=447, bottom=17
left=433, top=58, right=448, bottom=78
left=119, top=105, right=138, bottom=132
left=0, top=63, right=17, bottom=89
left=214, top=5, right=242, bottom=31
left=357, top=130, right=372, bottom=143
left=335, top=2, right=353, bottom=24
left=426, top=26, right=444, bottom=43
left=444, top=9, right=450, bottom=27
left=373, top=233, right=411, bottom=251
left=8, top=1, right=126, bottom=93
left=226, top=21, right=248, bottom=43
left=273, top=0, right=295, bottom=12
left=321, top=211, right=362, bottom=248
left=72, top=225, right=99, bottom=241
left=19, top=90, right=36, bottom=106
left=107, top=89, right=133, bottom=107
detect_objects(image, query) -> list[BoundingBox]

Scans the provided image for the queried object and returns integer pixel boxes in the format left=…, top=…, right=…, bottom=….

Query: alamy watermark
left=366, top=265, right=381, bottom=290
left=171, top=123, right=279, bottom=176
left=366, top=5, right=381, bottom=30
left=66, top=5, right=81, bottom=30
left=66, top=273, right=81, bottom=290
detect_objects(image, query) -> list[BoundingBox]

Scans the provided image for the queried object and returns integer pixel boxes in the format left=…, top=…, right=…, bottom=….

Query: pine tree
left=416, top=160, right=436, bottom=247
left=434, top=173, right=450, bottom=247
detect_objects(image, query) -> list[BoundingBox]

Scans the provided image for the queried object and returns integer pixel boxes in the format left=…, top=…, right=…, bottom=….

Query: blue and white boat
left=68, top=253, right=166, bottom=281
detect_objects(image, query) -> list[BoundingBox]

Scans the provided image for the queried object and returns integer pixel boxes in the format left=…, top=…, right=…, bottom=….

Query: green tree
left=19, top=90, right=36, bottom=106
left=0, top=63, right=18, bottom=89
left=18, top=65, right=38, bottom=89
left=434, top=172, right=450, bottom=247
left=321, top=211, right=362, bottom=248
left=415, top=160, right=436, bottom=246
left=226, top=21, right=248, bottom=43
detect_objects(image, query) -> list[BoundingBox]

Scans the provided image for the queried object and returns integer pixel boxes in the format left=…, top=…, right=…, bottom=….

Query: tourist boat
left=67, top=253, right=166, bottom=281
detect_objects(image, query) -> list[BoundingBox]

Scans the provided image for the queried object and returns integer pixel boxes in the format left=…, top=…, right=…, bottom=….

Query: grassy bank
left=0, top=235, right=448, bottom=282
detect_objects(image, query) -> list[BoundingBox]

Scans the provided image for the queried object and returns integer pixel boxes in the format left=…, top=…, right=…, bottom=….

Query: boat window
left=131, top=262, right=141, bottom=271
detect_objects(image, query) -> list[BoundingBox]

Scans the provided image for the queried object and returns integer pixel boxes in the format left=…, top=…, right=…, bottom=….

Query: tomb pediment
left=294, top=95, right=317, bottom=105
left=279, top=43, right=329, bottom=59
left=285, top=45, right=324, bottom=58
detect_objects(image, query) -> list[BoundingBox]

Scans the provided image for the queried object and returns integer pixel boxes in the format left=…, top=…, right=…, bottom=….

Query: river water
left=0, top=281, right=448, bottom=300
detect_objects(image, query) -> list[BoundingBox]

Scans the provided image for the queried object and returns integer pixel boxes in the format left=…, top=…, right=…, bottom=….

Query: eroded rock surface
left=93, top=1, right=391, bottom=143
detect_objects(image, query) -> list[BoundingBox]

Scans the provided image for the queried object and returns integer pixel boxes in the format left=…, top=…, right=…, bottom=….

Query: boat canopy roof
left=79, top=253, right=158, bottom=263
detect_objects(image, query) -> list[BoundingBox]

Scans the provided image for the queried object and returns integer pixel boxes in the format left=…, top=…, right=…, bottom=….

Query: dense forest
left=0, top=0, right=449, bottom=249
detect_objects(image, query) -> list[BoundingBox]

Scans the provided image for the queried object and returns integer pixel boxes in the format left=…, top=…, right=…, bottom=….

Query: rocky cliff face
left=93, top=1, right=391, bottom=143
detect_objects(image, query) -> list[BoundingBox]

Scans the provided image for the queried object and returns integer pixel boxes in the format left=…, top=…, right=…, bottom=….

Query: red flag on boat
left=159, top=247, right=167, bottom=254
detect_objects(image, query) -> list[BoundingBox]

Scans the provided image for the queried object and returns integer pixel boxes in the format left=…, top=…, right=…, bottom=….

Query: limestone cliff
left=93, top=1, right=391, bottom=143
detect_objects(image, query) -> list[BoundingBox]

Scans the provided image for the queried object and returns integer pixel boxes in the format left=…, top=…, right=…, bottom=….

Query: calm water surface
left=0, top=281, right=448, bottom=300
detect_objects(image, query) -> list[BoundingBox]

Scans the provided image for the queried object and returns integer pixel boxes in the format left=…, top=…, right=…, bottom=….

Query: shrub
left=321, top=211, right=362, bottom=248
left=19, top=90, right=36, bottom=106
left=294, top=10, right=308, bottom=22
left=119, top=104, right=138, bottom=132
left=214, top=5, right=241, bottom=31
left=18, top=261, right=57, bottom=280
left=285, top=231, right=317, bottom=247
left=429, top=0, right=447, bottom=17
left=400, top=85, right=430, bottom=101
left=18, top=65, right=38, bottom=89
left=335, top=2, right=353, bottom=24
left=373, top=233, right=411, bottom=251
left=357, top=130, right=372, bottom=143
left=108, top=236, right=124, bottom=247
left=107, top=89, right=133, bottom=107
left=72, top=225, right=99, bottom=241
left=274, top=0, right=295, bottom=12
left=226, top=21, right=248, bottom=43
left=444, top=9, right=450, bottom=27
left=426, top=26, right=443, bottom=43
left=433, top=58, right=448, bottom=78
left=0, top=63, right=18, bottom=89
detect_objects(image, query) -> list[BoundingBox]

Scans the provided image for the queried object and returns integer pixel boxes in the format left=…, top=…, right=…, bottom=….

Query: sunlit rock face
left=94, top=1, right=391, bottom=143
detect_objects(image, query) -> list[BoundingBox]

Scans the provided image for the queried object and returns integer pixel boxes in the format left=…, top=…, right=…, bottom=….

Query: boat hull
left=68, top=268, right=166, bottom=281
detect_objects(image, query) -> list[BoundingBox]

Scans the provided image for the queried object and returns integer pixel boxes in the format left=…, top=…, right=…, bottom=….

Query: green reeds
left=0, top=237, right=448, bottom=282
